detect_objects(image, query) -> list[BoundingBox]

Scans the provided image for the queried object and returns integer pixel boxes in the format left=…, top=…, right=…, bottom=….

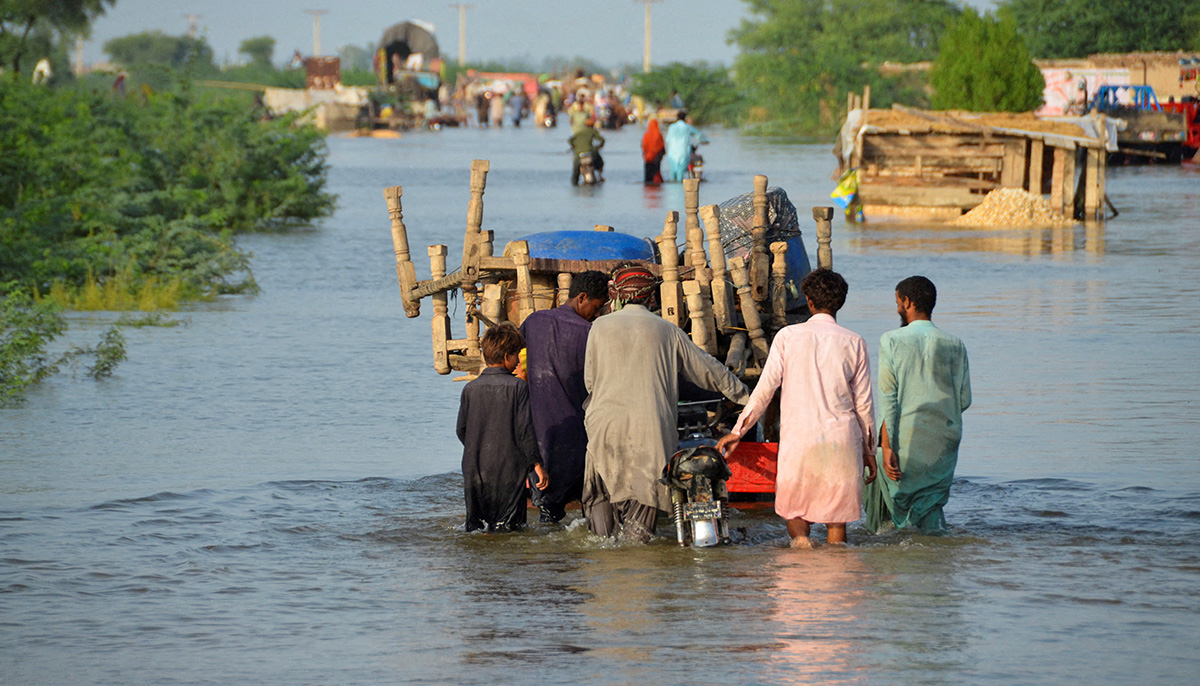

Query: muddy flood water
left=3, top=126, right=1199, bottom=685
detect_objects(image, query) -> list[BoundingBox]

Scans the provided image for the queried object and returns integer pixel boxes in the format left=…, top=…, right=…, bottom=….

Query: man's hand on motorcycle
left=715, top=432, right=741, bottom=457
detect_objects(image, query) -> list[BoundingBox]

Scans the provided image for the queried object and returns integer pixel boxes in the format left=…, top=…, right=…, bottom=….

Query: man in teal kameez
left=865, top=276, right=971, bottom=533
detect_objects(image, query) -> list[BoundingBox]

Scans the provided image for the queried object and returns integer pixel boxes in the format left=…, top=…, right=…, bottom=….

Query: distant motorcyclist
left=569, top=118, right=605, bottom=185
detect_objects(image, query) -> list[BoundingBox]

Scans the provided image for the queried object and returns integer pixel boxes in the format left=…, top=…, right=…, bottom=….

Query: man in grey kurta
left=582, top=266, right=750, bottom=540
left=865, top=275, right=972, bottom=533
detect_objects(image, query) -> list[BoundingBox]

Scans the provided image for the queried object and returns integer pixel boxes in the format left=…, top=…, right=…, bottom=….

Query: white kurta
left=730, top=314, right=874, bottom=523
left=583, top=305, right=750, bottom=511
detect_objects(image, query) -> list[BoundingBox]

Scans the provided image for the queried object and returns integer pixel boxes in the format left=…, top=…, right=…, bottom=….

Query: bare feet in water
left=789, top=535, right=813, bottom=549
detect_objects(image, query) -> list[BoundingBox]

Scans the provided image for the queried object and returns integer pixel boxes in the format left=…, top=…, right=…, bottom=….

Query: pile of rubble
left=953, top=188, right=1075, bottom=227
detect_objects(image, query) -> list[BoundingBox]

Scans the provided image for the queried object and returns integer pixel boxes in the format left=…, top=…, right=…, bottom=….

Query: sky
left=82, top=0, right=997, bottom=70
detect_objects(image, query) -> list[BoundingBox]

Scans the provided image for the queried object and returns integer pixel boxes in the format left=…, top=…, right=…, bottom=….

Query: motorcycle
left=578, top=151, right=601, bottom=185
left=660, top=400, right=732, bottom=547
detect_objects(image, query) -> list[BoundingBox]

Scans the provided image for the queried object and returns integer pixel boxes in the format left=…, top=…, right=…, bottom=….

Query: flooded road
left=3, top=126, right=1199, bottom=684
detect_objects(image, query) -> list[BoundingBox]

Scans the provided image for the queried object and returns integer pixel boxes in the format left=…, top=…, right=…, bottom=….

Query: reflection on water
left=845, top=221, right=1106, bottom=257
left=767, top=551, right=868, bottom=683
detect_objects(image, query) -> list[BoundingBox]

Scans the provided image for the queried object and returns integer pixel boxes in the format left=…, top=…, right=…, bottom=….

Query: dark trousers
left=584, top=496, right=659, bottom=542
left=643, top=154, right=663, bottom=184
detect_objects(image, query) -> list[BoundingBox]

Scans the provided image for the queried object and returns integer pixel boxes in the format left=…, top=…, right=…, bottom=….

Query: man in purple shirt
left=520, top=270, right=610, bottom=522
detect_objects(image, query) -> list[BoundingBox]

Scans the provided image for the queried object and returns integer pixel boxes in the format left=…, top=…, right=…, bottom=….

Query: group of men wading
left=457, top=265, right=971, bottom=546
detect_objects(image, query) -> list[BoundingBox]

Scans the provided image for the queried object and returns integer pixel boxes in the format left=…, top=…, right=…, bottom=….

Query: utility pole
left=448, top=3, right=473, bottom=65
left=634, top=0, right=662, bottom=73
left=304, top=9, right=329, bottom=56
left=182, top=13, right=202, bottom=39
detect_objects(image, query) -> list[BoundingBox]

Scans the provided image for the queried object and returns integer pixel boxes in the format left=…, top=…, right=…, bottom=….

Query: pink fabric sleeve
left=851, top=337, right=875, bottom=453
left=730, top=332, right=785, bottom=438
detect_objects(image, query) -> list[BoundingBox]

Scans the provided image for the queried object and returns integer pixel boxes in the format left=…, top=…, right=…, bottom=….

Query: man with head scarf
left=582, top=265, right=750, bottom=541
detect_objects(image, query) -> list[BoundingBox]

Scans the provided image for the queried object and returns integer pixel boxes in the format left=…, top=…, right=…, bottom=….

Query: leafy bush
left=0, top=75, right=334, bottom=401
left=0, top=286, right=126, bottom=406
left=0, top=78, right=335, bottom=300
left=931, top=9, right=1045, bottom=112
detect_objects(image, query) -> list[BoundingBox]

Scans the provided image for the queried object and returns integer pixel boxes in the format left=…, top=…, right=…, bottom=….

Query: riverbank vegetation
left=2, top=4, right=338, bottom=400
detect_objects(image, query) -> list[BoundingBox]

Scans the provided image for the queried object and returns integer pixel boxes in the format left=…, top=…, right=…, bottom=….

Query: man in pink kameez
left=717, top=269, right=876, bottom=547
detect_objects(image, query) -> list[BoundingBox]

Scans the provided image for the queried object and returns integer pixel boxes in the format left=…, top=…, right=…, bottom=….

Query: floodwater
left=3, top=125, right=1199, bottom=685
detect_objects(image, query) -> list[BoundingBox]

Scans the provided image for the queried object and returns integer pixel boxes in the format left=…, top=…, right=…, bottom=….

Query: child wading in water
left=456, top=323, right=549, bottom=532
left=717, top=269, right=876, bottom=547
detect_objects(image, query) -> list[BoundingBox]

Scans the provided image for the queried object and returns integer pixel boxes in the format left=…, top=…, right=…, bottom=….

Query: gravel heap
left=953, top=188, right=1075, bottom=227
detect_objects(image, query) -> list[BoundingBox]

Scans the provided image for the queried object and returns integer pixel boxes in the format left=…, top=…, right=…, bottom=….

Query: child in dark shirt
left=456, top=323, right=549, bottom=532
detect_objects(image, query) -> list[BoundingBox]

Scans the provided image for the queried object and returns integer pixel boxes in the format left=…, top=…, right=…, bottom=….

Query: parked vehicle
left=1088, top=85, right=1189, bottom=162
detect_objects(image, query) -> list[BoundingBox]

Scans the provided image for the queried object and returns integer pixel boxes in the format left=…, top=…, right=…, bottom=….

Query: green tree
left=0, top=0, right=114, bottom=75
left=104, top=31, right=216, bottom=72
left=630, top=62, right=742, bottom=125
left=238, top=35, right=275, bottom=68
left=931, top=9, right=1045, bottom=112
left=731, top=0, right=959, bottom=134
left=999, top=0, right=1200, bottom=58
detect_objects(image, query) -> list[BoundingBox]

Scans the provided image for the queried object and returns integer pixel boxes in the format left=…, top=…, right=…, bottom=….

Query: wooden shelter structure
left=385, top=161, right=833, bottom=383
left=836, top=92, right=1119, bottom=221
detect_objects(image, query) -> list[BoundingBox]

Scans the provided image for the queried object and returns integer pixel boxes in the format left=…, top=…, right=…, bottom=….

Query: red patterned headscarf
left=609, top=264, right=658, bottom=305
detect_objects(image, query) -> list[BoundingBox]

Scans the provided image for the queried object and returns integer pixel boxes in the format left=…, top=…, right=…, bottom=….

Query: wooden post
left=751, top=175, right=770, bottom=302
left=813, top=206, right=833, bottom=270
left=482, top=282, right=503, bottom=328
left=769, top=242, right=788, bottom=330
left=1096, top=115, right=1107, bottom=219
left=385, top=185, right=420, bottom=318
left=683, top=178, right=706, bottom=283
left=725, top=333, right=747, bottom=376
left=511, top=240, right=535, bottom=325
left=1084, top=148, right=1100, bottom=219
left=1063, top=147, right=1078, bottom=219
left=594, top=224, right=614, bottom=232
left=728, top=255, right=768, bottom=365
left=1050, top=147, right=1065, bottom=213
left=700, top=204, right=733, bottom=333
left=556, top=273, right=572, bottom=307
left=429, top=245, right=451, bottom=374
left=657, top=211, right=684, bottom=328
left=862, top=84, right=871, bottom=112
left=683, top=280, right=715, bottom=354
left=684, top=198, right=710, bottom=295
left=1029, top=139, right=1045, bottom=195
left=461, top=160, right=490, bottom=357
